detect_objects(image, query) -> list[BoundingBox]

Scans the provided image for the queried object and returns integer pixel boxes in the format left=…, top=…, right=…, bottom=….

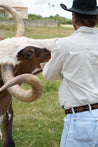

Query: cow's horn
left=0, top=65, right=43, bottom=102
left=0, top=4, right=25, bottom=37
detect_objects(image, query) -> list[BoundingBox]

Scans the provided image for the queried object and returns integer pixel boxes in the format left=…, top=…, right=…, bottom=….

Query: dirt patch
left=61, top=24, right=73, bottom=28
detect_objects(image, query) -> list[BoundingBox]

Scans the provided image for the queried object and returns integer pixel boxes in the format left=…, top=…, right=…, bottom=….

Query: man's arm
left=42, top=49, right=64, bottom=81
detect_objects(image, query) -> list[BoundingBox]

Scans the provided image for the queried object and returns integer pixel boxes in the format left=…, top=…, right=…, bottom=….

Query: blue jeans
left=60, top=109, right=98, bottom=147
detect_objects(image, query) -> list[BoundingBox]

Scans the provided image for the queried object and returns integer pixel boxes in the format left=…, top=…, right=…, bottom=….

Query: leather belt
left=65, top=103, right=98, bottom=114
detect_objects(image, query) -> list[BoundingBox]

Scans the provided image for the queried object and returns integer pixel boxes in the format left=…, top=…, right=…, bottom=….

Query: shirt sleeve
left=42, top=48, right=64, bottom=81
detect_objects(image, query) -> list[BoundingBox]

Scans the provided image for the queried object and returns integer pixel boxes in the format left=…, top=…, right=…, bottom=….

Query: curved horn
left=0, top=4, right=25, bottom=37
left=0, top=65, right=43, bottom=102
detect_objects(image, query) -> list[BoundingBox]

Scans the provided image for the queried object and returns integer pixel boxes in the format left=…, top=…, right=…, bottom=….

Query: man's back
left=43, top=26, right=98, bottom=109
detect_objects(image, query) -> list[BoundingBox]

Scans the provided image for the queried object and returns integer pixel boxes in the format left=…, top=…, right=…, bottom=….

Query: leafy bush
left=28, top=14, right=72, bottom=25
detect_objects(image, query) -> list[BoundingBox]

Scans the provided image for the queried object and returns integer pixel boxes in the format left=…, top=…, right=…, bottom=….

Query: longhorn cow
left=0, top=4, right=57, bottom=147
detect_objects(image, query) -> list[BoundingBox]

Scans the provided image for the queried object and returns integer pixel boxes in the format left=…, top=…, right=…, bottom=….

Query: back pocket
left=73, top=118, right=97, bottom=141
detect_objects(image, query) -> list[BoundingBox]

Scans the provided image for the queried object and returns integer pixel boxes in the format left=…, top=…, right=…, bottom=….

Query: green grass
left=0, top=25, right=74, bottom=147
left=0, top=25, right=74, bottom=39
left=12, top=75, right=64, bottom=147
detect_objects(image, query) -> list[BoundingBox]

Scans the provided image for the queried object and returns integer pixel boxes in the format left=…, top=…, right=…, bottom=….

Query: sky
left=21, top=0, right=98, bottom=19
left=21, top=0, right=73, bottom=19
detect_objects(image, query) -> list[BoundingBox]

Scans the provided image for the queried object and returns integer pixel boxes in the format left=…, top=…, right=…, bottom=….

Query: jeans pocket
left=73, top=118, right=97, bottom=141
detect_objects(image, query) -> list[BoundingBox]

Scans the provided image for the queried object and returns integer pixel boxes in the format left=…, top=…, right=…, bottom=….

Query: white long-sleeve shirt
left=43, top=26, right=98, bottom=109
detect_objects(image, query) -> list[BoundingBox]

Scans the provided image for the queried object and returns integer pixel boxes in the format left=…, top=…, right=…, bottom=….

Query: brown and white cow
left=0, top=4, right=58, bottom=147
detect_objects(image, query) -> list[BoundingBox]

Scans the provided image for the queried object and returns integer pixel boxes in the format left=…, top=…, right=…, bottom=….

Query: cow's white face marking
left=32, top=62, right=47, bottom=74
left=32, top=68, right=41, bottom=74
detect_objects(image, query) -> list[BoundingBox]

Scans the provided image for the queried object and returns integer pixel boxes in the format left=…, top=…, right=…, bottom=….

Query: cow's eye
left=26, top=51, right=33, bottom=59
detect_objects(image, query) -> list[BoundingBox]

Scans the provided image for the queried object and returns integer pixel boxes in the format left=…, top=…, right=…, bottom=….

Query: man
left=42, top=0, right=98, bottom=147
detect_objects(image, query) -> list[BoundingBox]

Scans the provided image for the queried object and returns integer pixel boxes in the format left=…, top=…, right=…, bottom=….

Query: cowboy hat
left=60, top=0, right=98, bottom=15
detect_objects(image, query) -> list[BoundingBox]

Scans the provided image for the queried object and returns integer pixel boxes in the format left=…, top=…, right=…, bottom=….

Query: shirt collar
left=76, top=26, right=98, bottom=34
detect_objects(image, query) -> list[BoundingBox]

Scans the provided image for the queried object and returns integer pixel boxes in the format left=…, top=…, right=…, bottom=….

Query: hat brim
left=60, top=3, right=98, bottom=15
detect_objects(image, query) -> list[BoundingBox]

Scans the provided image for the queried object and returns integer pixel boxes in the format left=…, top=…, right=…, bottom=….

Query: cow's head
left=15, top=46, right=51, bottom=75
left=0, top=4, right=57, bottom=103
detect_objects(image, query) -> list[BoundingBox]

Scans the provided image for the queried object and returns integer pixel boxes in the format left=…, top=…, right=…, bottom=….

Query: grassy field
left=0, top=25, right=74, bottom=147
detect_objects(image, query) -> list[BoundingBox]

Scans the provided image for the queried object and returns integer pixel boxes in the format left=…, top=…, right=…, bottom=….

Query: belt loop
left=72, top=108, right=76, bottom=116
left=88, top=104, right=92, bottom=112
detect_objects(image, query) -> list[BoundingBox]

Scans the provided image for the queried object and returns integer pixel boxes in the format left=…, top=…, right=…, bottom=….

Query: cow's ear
left=25, top=50, right=34, bottom=60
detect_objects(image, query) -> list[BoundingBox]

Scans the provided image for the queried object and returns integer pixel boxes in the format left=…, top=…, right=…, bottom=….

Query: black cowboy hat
left=60, top=0, right=98, bottom=15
